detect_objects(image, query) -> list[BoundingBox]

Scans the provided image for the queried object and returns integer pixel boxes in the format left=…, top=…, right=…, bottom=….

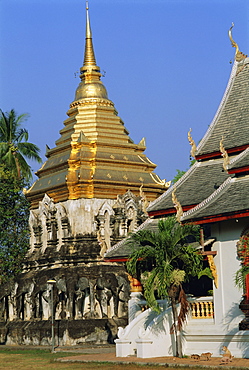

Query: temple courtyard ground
left=0, top=345, right=249, bottom=369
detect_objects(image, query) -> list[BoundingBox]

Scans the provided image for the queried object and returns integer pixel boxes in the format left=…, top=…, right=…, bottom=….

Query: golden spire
left=75, top=1, right=108, bottom=100
left=84, top=1, right=97, bottom=67
left=228, top=23, right=247, bottom=62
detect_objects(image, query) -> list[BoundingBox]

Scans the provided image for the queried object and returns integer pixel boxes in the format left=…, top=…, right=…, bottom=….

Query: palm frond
left=0, top=109, right=41, bottom=181
left=198, top=267, right=214, bottom=280
left=143, top=267, right=161, bottom=312
left=234, top=265, right=249, bottom=289
left=126, top=245, right=155, bottom=276
left=16, top=142, right=42, bottom=162
left=16, top=128, right=29, bottom=142
left=177, top=286, right=189, bottom=331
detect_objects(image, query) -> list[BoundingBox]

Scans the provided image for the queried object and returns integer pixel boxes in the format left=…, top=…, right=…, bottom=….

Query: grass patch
left=0, top=348, right=246, bottom=370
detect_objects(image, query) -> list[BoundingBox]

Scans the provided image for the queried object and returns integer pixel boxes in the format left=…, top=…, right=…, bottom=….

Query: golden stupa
left=26, top=4, right=167, bottom=208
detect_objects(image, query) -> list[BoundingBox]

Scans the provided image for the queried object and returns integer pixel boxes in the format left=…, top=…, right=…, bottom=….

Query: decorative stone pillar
left=33, top=224, right=42, bottom=248
left=127, top=275, right=144, bottom=323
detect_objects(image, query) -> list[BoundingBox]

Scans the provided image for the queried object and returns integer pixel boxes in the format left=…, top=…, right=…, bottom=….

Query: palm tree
left=0, top=109, right=42, bottom=180
left=126, top=216, right=204, bottom=358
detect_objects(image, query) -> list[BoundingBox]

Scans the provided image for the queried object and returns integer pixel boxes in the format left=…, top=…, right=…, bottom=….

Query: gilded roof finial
left=228, top=23, right=247, bottom=62
left=74, top=1, right=108, bottom=101
left=172, top=187, right=183, bottom=224
left=84, top=1, right=97, bottom=67
left=188, top=128, right=197, bottom=159
left=220, top=136, right=230, bottom=171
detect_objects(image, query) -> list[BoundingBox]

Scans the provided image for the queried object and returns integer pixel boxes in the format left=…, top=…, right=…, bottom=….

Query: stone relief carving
left=15, top=190, right=143, bottom=326
left=96, top=202, right=114, bottom=257
left=0, top=273, right=129, bottom=322
left=96, top=190, right=147, bottom=256
left=29, top=194, right=71, bottom=253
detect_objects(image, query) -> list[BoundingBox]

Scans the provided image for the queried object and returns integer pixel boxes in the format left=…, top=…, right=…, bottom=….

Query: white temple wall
left=63, top=198, right=114, bottom=236
left=28, top=192, right=144, bottom=254
left=210, top=219, right=248, bottom=326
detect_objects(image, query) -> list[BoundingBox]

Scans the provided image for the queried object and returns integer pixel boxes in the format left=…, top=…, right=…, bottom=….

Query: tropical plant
left=172, top=159, right=196, bottom=184
left=0, top=109, right=42, bottom=180
left=126, top=216, right=204, bottom=358
left=235, top=234, right=249, bottom=290
left=0, top=165, right=30, bottom=282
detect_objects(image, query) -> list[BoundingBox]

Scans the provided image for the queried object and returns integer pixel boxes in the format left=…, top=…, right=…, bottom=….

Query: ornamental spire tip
left=228, top=23, right=247, bottom=62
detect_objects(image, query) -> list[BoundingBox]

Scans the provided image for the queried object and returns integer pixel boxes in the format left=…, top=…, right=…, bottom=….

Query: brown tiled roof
left=196, top=58, right=249, bottom=158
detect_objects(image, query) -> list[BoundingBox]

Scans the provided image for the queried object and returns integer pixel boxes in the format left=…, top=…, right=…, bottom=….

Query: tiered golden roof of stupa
left=26, top=3, right=168, bottom=208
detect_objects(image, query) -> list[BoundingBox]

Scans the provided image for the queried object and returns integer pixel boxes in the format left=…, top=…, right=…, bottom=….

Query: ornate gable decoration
left=220, top=136, right=230, bottom=171
left=229, top=23, right=247, bottom=62
left=188, top=128, right=197, bottom=159
left=172, top=188, right=183, bottom=224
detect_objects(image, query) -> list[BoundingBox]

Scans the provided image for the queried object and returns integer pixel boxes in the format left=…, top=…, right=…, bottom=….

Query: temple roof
left=147, top=31, right=249, bottom=219
left=147, top=159, right=229, bottom=216
left=26, top=4, right=167, bottom=208
left=196, top=57, right=249, bottom=159
left=104, top=218, right=159, bottom=260
left=181, top=175, right=249, bottom=224
left=228, top=147, right=249, bottom=174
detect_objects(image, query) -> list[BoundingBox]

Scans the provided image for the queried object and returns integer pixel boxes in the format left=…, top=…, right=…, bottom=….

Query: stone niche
left=0, top=190, right=147, bottom=345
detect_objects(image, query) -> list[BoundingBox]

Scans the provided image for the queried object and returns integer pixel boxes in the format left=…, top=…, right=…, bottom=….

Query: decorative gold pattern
left=70, top=98, right=114, bottom=108
left=220, top=136, right=230, bottom=171
left=140, top=185, right=149, bottom=214
left=188, top=128, right=197, bottom=159
left=172, top=188, right=183, bottom=224
left=150, top=173, right=169, bottom=187
left=207, top=255, right=218, bottom=288
left=138, top=137, right=146, bottom=147
left=128, top=275, right=143, bottom=293
left=229, top=23, right=247, bottom=62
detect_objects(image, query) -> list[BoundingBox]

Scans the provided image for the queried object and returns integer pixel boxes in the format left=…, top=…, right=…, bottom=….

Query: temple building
left=0, top=5, right=167, bottom=345
left=107, top=25, right=249, bottom=358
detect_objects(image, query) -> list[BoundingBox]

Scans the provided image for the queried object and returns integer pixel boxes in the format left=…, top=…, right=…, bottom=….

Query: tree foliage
left=0, top=109, right=42, bottom=181
left=172, top=159, right=196, bottom=184
left=126, top=216, right=205, bottom=357
left=0, top=166, right=30, bottom=282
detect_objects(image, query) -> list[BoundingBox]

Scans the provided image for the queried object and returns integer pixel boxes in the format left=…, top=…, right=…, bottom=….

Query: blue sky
left=0, top=0, right=248, bottom=182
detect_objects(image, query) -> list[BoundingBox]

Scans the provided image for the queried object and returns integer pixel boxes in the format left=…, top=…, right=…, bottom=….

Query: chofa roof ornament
left=188, top=128, right=197, bottom=159
left=219, top=136, right=230, bottom=172
left=228, top=23, right=247, bottom=62
left=172, top=188, right=183, bottom=224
